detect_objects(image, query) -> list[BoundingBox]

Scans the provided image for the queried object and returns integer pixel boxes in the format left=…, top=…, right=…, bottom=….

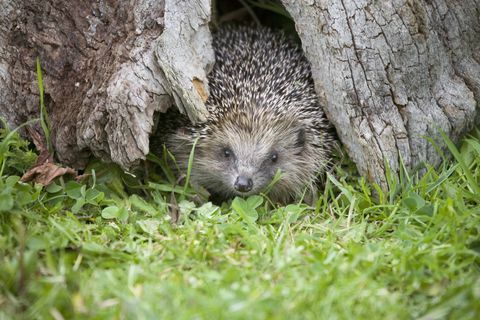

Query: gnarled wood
left=0, top=0, right=212, bottom=169
left=1, top=0, right=479, bottom=190
left=282, top=0, right=479, bottom=188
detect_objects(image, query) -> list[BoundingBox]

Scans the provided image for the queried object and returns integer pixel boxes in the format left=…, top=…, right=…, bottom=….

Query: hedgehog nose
left=234, top=176, right=253, bottom=193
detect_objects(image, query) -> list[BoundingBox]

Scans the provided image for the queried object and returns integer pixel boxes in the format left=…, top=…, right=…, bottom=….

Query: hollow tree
left=0, top=0, right=479, bottom=189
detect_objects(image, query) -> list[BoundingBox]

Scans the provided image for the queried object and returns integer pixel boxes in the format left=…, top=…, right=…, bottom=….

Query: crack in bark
left=2, top=0, right=478, bottom=188
left=340, top=0, right=387, bottom=178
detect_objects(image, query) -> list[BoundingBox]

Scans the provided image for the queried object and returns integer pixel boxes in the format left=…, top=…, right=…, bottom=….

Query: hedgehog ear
left=295, top=127, right=306, bottom=149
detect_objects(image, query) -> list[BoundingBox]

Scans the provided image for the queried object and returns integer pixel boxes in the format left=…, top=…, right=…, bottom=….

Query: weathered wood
left=155, top=0, right=213, bottom=123
left=0, top=0, right=29, bottom=128
left=0, top=0, right=212, bottom=169
left=282, top=0, right=480, bottom=188
left=1, top=0, right=479, bottom=189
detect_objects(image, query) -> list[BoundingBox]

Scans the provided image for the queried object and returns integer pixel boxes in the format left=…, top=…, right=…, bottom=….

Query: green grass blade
left=439, top=129, right=480, bottom=195
left=36, top=57, right=53, bottom=154
left=183, top=137, right=199, bottom=196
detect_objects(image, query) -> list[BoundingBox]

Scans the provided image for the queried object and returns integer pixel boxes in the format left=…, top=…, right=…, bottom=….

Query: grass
left=0, top=123, right=479, bottom=320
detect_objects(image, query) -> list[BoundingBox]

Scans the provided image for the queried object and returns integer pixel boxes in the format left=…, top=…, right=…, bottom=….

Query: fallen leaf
left=21, top=162, right=76, bottom=185
left=22, top=125, right=76, bottom=185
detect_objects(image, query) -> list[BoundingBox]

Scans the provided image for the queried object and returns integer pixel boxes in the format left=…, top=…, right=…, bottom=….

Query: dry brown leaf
left=22, top=126, right=76, bottom=185
left=21, top=162, right=76, bottom=185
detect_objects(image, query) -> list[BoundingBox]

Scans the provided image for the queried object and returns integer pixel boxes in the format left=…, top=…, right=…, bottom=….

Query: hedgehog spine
left=165, top=25, right=334, bottom=203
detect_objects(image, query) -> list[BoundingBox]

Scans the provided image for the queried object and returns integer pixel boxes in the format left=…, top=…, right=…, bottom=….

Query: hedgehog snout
left=234, top=175, right=253, bottom=193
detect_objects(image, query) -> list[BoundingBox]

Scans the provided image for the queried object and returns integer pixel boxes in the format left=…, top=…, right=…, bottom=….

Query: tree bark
left=0, top=0, right=212, bottom=169
left=0, top=0, right=479, bottom=189
left=282, top=0, right=480, bottom=188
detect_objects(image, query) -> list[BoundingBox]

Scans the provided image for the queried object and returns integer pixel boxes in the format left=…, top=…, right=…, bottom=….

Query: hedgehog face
left=191, top=114, right=313, bottom=201
left=163, top=25, right=333, bottom=204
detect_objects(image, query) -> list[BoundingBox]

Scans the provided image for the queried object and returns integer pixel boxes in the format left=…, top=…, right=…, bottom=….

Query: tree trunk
left=0, top=0, right=212, bottom=169
left=282, top=0, right=480, bottom=188
left=1, top=0, right=479, bottom=189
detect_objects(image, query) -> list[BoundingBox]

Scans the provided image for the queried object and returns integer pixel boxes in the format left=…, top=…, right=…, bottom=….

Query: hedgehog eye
left=223, top=148, right=232, bottom=158
left=271, top=152, right=278, bottom=163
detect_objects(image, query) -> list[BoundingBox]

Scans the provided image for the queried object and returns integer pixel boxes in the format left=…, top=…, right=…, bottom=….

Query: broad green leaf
left=130, top=194, right=158, bottom=216
left=231, top=197, right=258, bottom=222
left=117, top=207, right=129, bottom=221
left=5, top=175, right=20, bottom=187
left=137, top=219, right=160, bottom=235
left=72, top=198, right=86, bottom=214
left=65, top=181, right=84, bottom=199
left=85, top=188, right=104, bottom=204
left=16, top=191, right=36, bottom=207
left=246, top=195, right=263, bottom=210
left=179, top=200, right=196, bottom=217
left=46, top=182, right=63, bottom=193
left=0, top=193, right=14, bottom=211
left=101, top=205, right=128, bottom=221
left=102, top=206, right=121, bottom=219
left=196, top=202, right=219, bottom=218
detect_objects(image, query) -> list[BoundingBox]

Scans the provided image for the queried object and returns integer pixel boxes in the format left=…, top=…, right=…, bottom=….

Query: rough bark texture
left=0, top=0, right=22, bottom=127
left=155, top=0, right=213, bottom=122
left=1, top=0, right=479, bottom=189
left=0, top=0, right=212, bottom=169
left=282, top=0, right=480, bottom=188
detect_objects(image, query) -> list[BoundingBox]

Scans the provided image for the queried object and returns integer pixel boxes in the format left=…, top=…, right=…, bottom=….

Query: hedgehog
left=161, top=25, right=334, bottom=204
